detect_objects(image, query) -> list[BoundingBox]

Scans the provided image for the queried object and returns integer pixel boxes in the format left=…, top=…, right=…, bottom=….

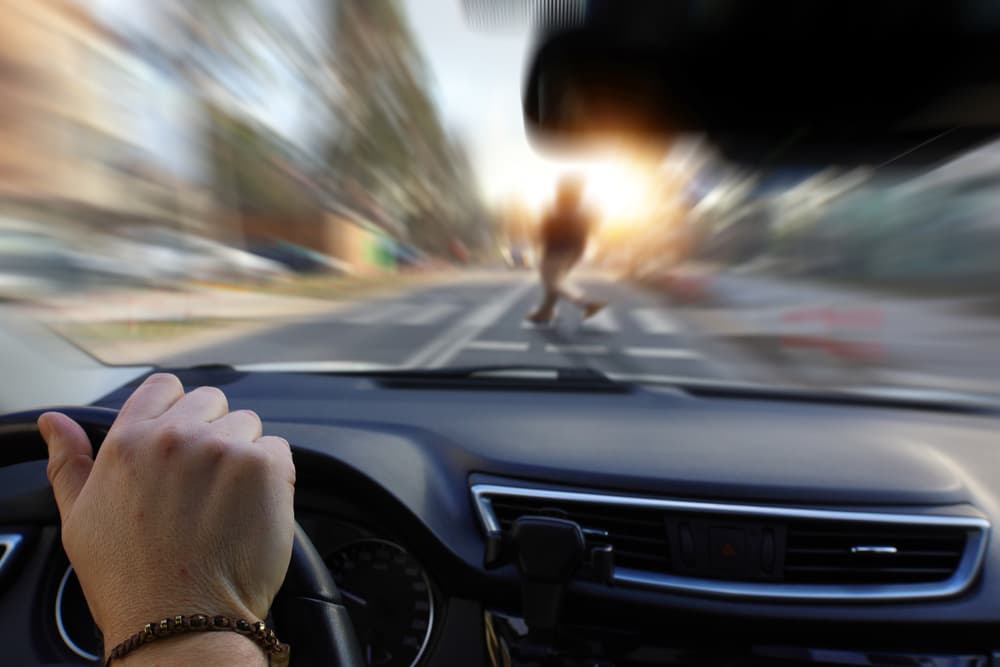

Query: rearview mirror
left=524, top=25, right=1000, bottom=167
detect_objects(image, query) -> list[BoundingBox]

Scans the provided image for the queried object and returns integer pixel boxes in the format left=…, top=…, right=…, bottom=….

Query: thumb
left=39, top=412, right=94, bottom=522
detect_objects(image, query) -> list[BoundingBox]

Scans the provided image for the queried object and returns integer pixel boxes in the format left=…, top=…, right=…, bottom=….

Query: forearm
left=111, top=632, right=268, bottom=667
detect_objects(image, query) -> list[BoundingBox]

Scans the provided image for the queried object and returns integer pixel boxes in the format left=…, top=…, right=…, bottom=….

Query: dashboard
left=3, top=368, right=1000, bottom=666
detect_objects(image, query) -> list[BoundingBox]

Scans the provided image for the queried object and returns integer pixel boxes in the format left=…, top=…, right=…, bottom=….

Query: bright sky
left=401, top=0, right=555, bottom=205
left=85, top=0, right=657, bottom=209
left=401, top=0, right=689, bottom=212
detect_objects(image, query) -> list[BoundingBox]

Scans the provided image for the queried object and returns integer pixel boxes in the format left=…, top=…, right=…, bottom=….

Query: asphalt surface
left=161, top=272, right=733, bottom=384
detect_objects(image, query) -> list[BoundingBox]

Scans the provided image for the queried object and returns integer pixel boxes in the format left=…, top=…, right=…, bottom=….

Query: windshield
left=3, top=0, right=1000, bottom=399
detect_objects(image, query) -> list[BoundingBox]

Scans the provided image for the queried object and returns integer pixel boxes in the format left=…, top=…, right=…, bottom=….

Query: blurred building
left=0, top=0, right=485, bottom=278
left=0, top=0, right=202, bottom=229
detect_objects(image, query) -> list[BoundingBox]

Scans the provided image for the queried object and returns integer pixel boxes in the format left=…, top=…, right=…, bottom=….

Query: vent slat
left=785, top=520, right=966, bottom=584
left=786, top=547, right=956, bottom=558
left=485, top=493, right=970, bottom=587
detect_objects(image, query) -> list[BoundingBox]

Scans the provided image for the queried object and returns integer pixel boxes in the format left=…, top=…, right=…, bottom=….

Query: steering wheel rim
left=0, top=406, right=363, bottom=666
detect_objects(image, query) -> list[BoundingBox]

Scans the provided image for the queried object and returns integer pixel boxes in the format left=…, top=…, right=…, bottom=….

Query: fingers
left=255, top=436, right=295, bottom=486
left=211, top=410, right=263, bottom=441
left=162, top=385, right=229, bottom=423
left=116, top=373, right=185, bottom=424
left=40, top=412, right=94, bottom=522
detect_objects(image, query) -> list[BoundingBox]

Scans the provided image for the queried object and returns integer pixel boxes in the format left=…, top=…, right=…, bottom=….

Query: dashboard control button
left=710, top=527, right=747, bottom=573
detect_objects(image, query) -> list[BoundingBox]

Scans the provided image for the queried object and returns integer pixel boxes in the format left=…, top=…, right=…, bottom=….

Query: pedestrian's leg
left=526, top=254, right=561, bottom=323
left=554, top=251, right=607, bottom=319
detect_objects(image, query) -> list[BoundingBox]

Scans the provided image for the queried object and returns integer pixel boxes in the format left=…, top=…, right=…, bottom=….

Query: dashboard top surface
left=95, top=369, right=999, bottom=508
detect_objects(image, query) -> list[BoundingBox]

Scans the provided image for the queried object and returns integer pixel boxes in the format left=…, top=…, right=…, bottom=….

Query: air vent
left=784, top=520, right=966, bottom=584
left=490, top=496, right=670, bottom=572
left=472, top=483, right=990, bottom=601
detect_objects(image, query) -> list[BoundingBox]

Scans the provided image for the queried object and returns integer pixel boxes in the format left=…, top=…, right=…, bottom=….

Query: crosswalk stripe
left=545, top=344, right=609, bottom=355
left=398, top=303, right=457, bottom=326
left=632, top=308, right=678, bottom=334
left=581, top=309, right=619, bottom=332
left=623, top=346, right=701, bottom=359
left=345, top=301, right=409, bottom=324
left=465, top=340, right=531, bottom=352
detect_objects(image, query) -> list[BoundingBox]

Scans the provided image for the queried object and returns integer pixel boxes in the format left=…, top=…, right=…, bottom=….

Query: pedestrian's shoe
left=581, top=301, right=607, bottom=321
left=525, top=309, right=555, bottom=326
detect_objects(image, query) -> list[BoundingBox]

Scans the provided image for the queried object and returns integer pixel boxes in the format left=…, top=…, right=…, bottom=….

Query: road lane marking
left=345, top=301, right=409, bottom=324
left=545, top=344, right=609, bottom=355
left=404, top=280, right=533, bottom=369
left=622, top=346, right=702, bottom=359
left=398, top=302, right=457, bottom=326
left=464, top=340, right=531, bottom=352
left=521, top=320, right=556, bottom=329
left=581, top=309, right=619, bottom=332
left=632, top=308, right=678, bottom=334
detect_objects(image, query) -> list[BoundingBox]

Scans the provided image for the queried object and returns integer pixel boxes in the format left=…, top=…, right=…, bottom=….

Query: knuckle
left=266, top=435, right=290, bottom=450
left=234, top=444, right=271, bottom=472
left=192, top=385, right=227, bottom=403
left=238, top=409, right=262, bottom=428
left=201, top=433, right=233, bottom=459
left=156, top=423, right=190, bottom=453
left=146, top=372, right=181, bottom=387
left=140, top=373, right=184, bottom=396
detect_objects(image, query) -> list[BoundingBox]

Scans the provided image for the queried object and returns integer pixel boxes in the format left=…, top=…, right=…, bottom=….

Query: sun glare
left=506, top=157, right=655, bottom=225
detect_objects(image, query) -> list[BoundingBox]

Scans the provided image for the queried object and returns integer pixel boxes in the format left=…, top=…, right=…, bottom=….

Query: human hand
left=40, top=373, right=295, bottom=662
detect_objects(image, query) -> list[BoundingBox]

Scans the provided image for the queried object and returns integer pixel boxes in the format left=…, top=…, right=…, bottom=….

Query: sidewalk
left=22, top=270, right=459, bottom=324
left=31, top=286, right=344, bottom=324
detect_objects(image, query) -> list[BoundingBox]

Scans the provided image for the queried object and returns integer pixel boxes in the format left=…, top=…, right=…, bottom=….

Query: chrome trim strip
left=0, top=534, right=23, bottom=575
left=55, top=565, right=101, bottom=662
left=850, top=545, right=898, bottom=555
left=471, top=483, right=991, bottom=602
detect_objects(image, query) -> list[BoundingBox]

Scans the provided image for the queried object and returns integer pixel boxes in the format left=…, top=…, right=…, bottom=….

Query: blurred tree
left=327, top=0, right=488, bottom=256
left=208, top=109, right=321, bottom=216
left=162, top=0, right=333, bottom=231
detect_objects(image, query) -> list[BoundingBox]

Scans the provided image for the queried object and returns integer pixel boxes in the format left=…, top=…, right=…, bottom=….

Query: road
left=159, top=272, right=735, bottom=385
left=16, top=266, right=1000, bottom=395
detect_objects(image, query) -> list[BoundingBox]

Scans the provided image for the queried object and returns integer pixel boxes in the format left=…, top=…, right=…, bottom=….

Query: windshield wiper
left=352, top=365, right=631, bottom=393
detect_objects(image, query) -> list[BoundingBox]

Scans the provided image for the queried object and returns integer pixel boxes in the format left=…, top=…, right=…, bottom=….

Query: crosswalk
left=630, top=308, right=679, bottom=334
left=332, top=298, right=685, bottom=335
left=322, top=293, right=713, bottom=373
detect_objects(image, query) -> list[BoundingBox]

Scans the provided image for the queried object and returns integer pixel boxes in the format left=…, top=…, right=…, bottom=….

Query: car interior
left=3, top=1, right=1000, bottom=666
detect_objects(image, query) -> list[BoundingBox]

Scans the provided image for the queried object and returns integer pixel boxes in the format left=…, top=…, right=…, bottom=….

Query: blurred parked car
left=391, top=241, right=432, bottom=269
left=119, top=226, right=291, bottom=283
left=0, top=221, right=154, bottom=300
left=248, top=240, right=351, bottom=275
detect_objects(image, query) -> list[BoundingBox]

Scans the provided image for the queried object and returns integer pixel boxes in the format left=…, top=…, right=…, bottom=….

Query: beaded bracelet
left=104, top=614, right=289, bottom=666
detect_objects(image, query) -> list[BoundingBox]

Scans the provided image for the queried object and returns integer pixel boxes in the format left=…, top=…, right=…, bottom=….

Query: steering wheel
left=0, top=406, right=364, bottom=667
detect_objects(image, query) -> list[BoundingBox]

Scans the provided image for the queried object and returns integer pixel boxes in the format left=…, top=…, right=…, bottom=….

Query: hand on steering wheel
left=41, top=373, right=293, bottom=664
left=21, top=373, right=363, bottom=666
